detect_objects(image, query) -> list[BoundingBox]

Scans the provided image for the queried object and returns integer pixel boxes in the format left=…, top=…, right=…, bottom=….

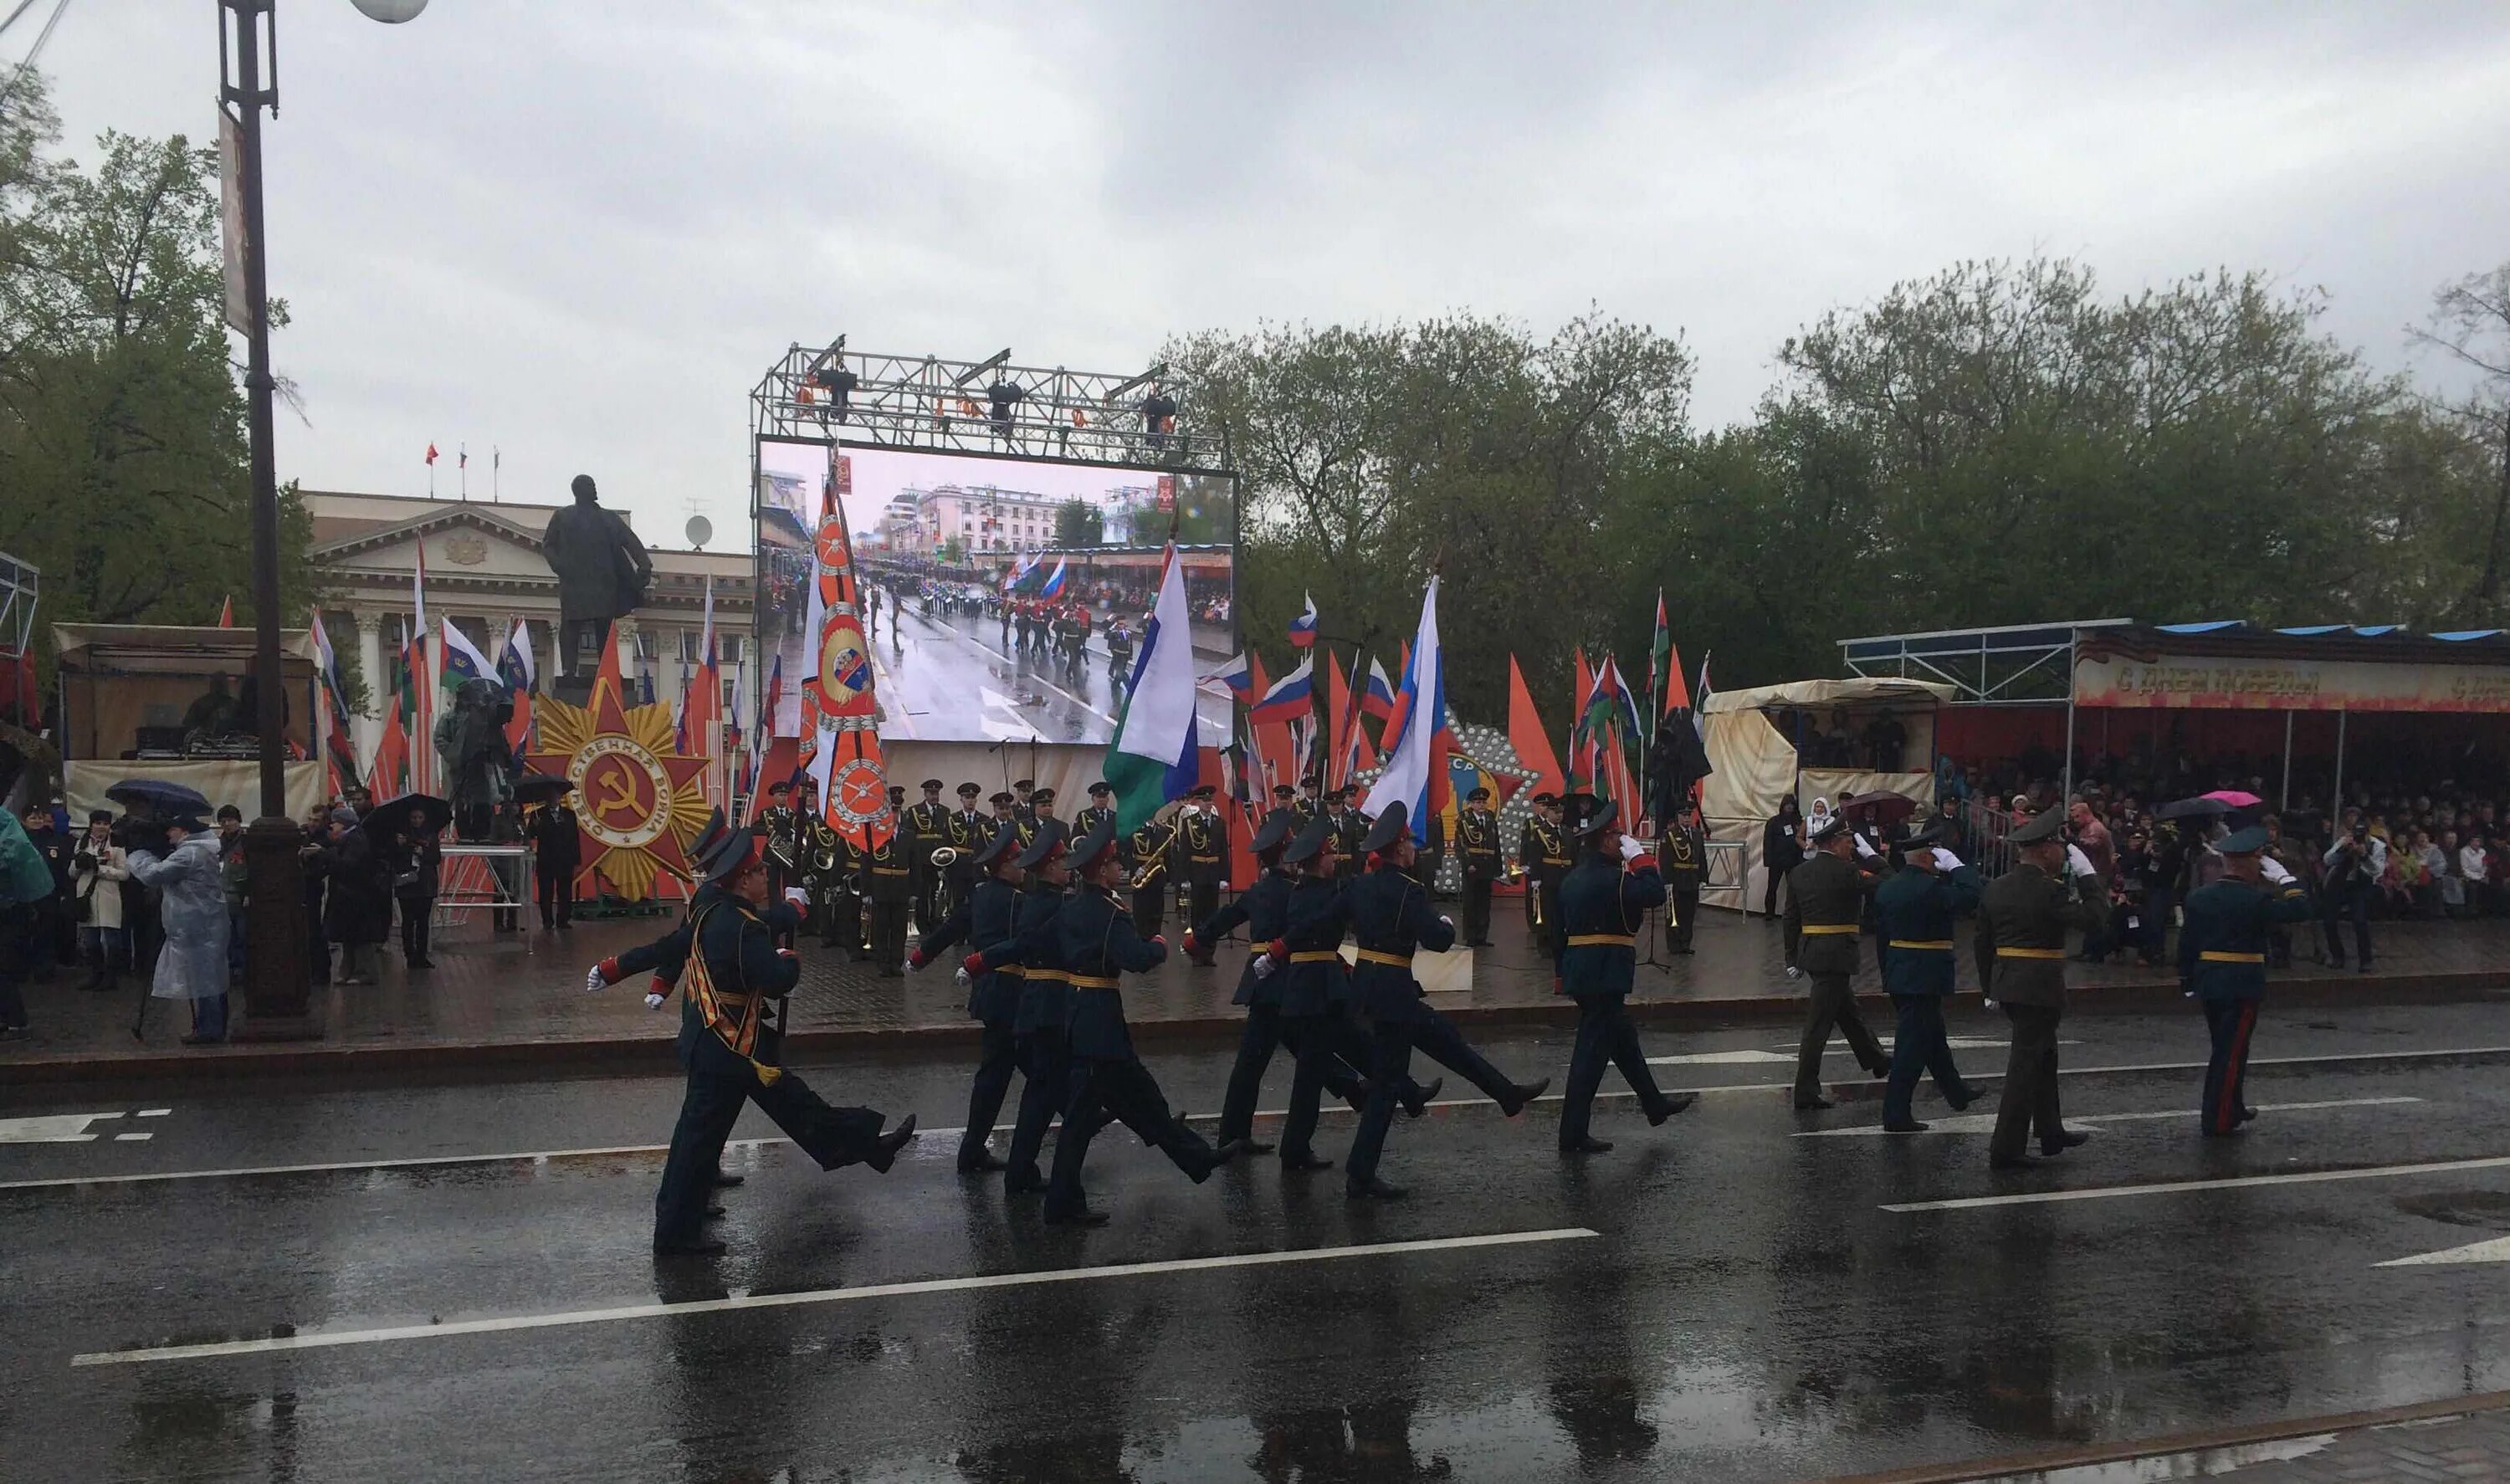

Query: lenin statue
left=541, top=473, right=653, bottom=679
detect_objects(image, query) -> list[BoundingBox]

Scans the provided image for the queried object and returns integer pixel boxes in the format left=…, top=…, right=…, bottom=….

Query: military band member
left=1455, top=786, right=1502, bottom=946
left=760, top=780, right=802, bottom=946
left=862, top=821, right=913, bottom=976
left=1030, top=786, right=1059, bottom=833
left=1075, top=781, right=1118, bottom=841
left=650, top=811, right=916, bottom=1256
left=904, top=778, right=951, bottom=935
left=1293, top=774, right=1324, bottom=826
left=1188, top=809, right=1304, bottom=1154
left=966, top=820, right=1073, bottom=1193
left=1520, top=794, right=1573, bottom=954
left=1324, top=788, right=1367, bottom=883
left=1176, top=785, right=1227, bottom=960
left=2179, top=826, right=2315, bottom=1137
left=1553, top=794, right=1696, bottom=1153
left=1784, top=813, right=1894, bottom=1108
left=1974, top=806, right=2108, bottom=1169
left=1042, top=817, right=1246, bottom=1226
left=1658, top=807, right=1706, bottom=955
left=988, top=790, right=1031, bottom=852
left=1012, top=778, right=1037, bottom=825
left=1292, top=802, right=1549, bottom=1200
left=1124, top=815, right=1173, bottom=934
left=1270, top=783, right=1299, bottom=820
left=909, top=822, right=1028, bottom=1172
left=804, top=813, right=863, bottom=957
left=947, top=781, right=986, bottom=903
left=1873, top=822, right=1981, bottom=1133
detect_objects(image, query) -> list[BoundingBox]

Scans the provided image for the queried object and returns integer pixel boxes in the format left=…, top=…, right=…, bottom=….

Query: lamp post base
left=238, top=814, right=321, bottom=1041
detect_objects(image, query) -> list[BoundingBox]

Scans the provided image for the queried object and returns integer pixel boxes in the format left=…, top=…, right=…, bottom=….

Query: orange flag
left=1508, top=653, right=1566, bottom=802
left=1325, top=649, right=1352, bottom=787
left=217, top=596, right=234, bottom=628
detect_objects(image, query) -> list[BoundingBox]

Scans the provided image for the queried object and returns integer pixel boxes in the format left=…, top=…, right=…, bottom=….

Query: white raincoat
left=126, top=832, right=230, bottom=1000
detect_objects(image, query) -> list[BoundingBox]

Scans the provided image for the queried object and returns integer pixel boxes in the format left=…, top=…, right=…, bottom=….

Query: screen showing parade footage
left=754, top=438, right=1237, bottom=747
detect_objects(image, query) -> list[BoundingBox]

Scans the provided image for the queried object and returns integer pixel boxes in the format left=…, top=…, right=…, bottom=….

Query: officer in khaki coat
left=1973, top=806, right=2110, bottom=1169
left=1785, top=813, right=1893, bottom=1107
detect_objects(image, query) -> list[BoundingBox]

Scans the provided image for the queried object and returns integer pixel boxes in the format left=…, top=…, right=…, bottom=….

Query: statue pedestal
left=551, top=675, right=593, bottom=709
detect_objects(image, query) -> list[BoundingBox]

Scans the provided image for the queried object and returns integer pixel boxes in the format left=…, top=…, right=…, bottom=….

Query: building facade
left=878, top=484, right=1068, bottom=560
left=306, top=492, right=756, bottom=760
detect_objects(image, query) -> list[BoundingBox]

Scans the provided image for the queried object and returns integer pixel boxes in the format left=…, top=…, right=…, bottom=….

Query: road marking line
left=1882, top=1154, right=2510, bottom=1213
left=69, top=1226, right=1598, bottom=1367
left=112, top=1133, right=153, bottom=1143
left=963, top=632, right=1118, bottom=725
left=2379, top=1234, right=2510, bottom=1268
left=1798, top=1096, right=2419, bottom=1138
left=136, top=1108, right=172, bottom=1118
left=0, top=1112, right=125, bottom=1144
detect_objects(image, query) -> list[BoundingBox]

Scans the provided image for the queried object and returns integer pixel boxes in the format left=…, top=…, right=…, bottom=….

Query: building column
left=351, top=611, right=387, bottom=765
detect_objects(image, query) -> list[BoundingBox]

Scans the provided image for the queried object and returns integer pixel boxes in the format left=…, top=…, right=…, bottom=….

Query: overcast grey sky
left=43, top=2, right=2510, bottom=548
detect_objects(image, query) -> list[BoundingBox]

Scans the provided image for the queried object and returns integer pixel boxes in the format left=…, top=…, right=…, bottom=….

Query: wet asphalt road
left=13, top=1002, right=2510, bottom=1482
left=871, top=601, right=1232, bottom=747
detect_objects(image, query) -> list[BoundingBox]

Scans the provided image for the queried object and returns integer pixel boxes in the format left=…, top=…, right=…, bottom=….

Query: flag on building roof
left=1103, top=544, right=1202, bottom=831
left=1287, top=591, right=1319, bottom=650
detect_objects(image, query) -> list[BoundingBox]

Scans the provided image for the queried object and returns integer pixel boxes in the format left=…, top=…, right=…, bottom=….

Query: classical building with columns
left=305, top=491, right=756, bottom=760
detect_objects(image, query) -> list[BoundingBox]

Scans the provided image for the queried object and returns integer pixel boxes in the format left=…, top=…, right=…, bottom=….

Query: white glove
left=1785, top=965, right=1802, bottom=980
left=1618, top=834, right=1645, bottom=862
left=783, top=887, right=810, bottom=908
left=1252, top=954, right=1278, bottom=979
left=1853, top=835, right=1879, bottom=860
left=1439, top=915, right=1455, bottom=931
left=2065, top=843, right=2098, bottom=880
left=643, top=990, right=666, bottom=1011
left=1931, top=847, right=1964, bottom=872
left=2261, top=856, right=2295, bottom=886
left=584, top=965, right=608, bottom=994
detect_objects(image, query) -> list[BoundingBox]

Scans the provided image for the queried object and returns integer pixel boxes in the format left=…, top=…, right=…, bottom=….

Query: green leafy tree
left=1053, top=498, right=1103, bottom=548
left=2408, top=262, right=2510, bottom=618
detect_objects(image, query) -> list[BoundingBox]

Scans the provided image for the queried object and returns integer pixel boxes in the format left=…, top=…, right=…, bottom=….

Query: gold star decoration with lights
left=524, top=667, right=713, bottom=901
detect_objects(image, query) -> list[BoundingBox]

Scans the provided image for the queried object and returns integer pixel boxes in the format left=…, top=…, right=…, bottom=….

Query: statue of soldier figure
left=542, top=473, right=653, bottom=681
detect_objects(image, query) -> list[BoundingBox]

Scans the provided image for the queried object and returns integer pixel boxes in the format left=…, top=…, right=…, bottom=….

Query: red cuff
left=962, top=952, right=986, bottom=975
left=1267, top=938, right=1288, bottom=960
left=597, top=956, right=622, bottom=983
left=907, top=949, right=928, bottom=970
left=1181, top=929, right=1200, bottom=954
left=1627, top=854, right=1658, bottom=872
left=647, top=975, right=670, bottom=998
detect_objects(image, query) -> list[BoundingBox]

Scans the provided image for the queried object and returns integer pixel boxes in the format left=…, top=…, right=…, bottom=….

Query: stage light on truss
left=987, top=380, right=1025, bottom=439
left=811, top=365, right=857, bottom=414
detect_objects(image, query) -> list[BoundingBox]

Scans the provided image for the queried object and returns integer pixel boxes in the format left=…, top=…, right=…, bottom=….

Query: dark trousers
left=1882, top=993, right=1971, bottom=1124
left=397, top=892, right=433, bottom=965
left=821, top=891, right=863, bottom=954
left=1186, top=880, right=1220, bottom=955
left=653, top=1036, right=889, bottom=1246
left=189, top=992, right=229, bottom=1041
left=1559, top=994, right=1672, bottom=1148
left=1131, top=886, right=1165, bottom=936
left=82, top=924, right=126, bottom=986
left=2137, top=889, right=2172, bottom=963
left=1345, top=1008, right=1519, bottom=1189
left=1281, top=1009, right=1380, bottom=1160
left=536, top=861, right=574, bottom=928
left=1007, top=1027, right=1071, bottom=1183
left=1044, top=1054, right=1218, bottom=1216
left=909, top=870, right=938, bottom=936
left=1663, top=883, right=1700, bottom=952
left=0, top=909, right=27, bottom=1027
left=1794, top=971, right=1889, bottom=1103
left=23, top=902, right=59, bottom=975
left=1218, top=1001, right=1371, bottom=1145
left=1763, top=867, right=1794, bottom=920
left=2200, top=997, right=2261, bottom=1135
left=1989, top=1003, right=2067, bottom=1160
left=305, top=918, right=329, bottom=987
left=1460, top=875, right=1493, bottom=944
left=868, top=898, right=909, bottom=969
left=960, top=1021, right=1020, bottom=1169
left=2322, top=888, right=2372, bottom=965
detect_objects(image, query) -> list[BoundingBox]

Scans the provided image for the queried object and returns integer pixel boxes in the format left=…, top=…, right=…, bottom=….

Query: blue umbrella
left=105, top=778, right=213, bottom=818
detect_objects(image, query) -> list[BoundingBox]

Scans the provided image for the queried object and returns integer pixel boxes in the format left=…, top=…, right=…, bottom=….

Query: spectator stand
left=1698, top=676, right=1954, bottom=916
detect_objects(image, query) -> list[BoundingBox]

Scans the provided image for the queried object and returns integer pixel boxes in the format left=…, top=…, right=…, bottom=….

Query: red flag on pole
left=216, top=596, right=233, bottom=628
left=1507, top=654, right=1566, bottom=802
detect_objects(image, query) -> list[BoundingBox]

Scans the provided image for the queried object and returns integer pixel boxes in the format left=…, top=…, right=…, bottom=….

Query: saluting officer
left=1187, top=809, right=1304, bottom=1154
left=2180, top=825, right=2316, bottom=1137
left=965, top=820, right=1073, bottom=1193
left=903, top=778, right=951, bottom=935
left=1872, top=821, right=1982, bottom=1133
left=1553, top=793, right=1697, bottom=1154
left=1974, top=806, right=2109, bottom=1169
left=1658, top=807, right=1706, bottom=956
left=1074, top=780, right=1118, bottom=841
left=1293, top=801, right=1549, bottom=1200
left=1784, top=812, right=1894, bottom=1108
left=1454, top=786, right=1502, bottom=946
left=650, top=811, right=916, bottom=1256
left=1176, top=785, right=1227, bottom=959
left=1043, top=817, right=1247, bottom=1226
left=909, top=820, right=1029, bottom=1173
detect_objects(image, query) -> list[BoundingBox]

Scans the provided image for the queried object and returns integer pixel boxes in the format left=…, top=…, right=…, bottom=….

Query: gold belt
left=871, top=866, right=909, bottom=877
left=1068, top=974, right=1120, bottom=990
left=1888, top=939, right=1954, bottom=950
left=1355, top=949, right=1412, bottom=968
left=1288, top=951, right=1340, bottom=964
left=1190, top=854, right=1220, bottom=864
left=1022, top=968, right=1069, bottom=982
left=1565, top=934, right=1634, bottom=948
left=997, top=965, right=1025, bottom=979
left=1801, top=924, right=1860, bottom=935
left=2199, top=950, right=2267, bottom=964
left=1996, top=947, right=2065, bottom=960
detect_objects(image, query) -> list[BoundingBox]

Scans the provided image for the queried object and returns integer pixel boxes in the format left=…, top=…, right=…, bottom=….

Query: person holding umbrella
left=376, top=795, right=449, bottom=970
left=320, top=807, right=392, bottom=985
left=520, top=777, right=581, bottom=931
left=122, top=807, right=231, bottom=1045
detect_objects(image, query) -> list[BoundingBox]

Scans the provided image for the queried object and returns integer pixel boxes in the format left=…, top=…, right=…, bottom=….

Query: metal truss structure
left=1840, top=618, right=2132, bottom=704
left=0, top=549, right=36, bottom=658
left=750, top=340, right=1227, bottom=472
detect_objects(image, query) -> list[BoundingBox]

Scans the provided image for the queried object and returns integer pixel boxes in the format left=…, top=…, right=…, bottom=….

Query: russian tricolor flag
left=1203, top=650, right=1253, bottom=701
left=1287, top=591, right=1319, bottom=649
left=1360, top=657, right=1397, bottom=722
left=1247, top=654, right=1315, bottom=724
left=1361, top=576, right=1452, bottom=843
left=1039, top=558, right=1068, bottom=600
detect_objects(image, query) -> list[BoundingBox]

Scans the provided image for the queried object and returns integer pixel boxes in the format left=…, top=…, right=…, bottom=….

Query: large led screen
left=755, top=438, right=1237, bottom=746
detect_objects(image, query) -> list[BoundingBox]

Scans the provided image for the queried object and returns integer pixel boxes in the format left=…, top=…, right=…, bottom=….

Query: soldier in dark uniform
left=1658, top=806, right=1706, bottom=955
left=1031, top=785, right=1061, bottom=832
left=1176, top=785, right=1227, bottom=960
left=758, top=780, right=802, bottom=947
left=1123, top=814, right=1173, bottom=934
left=649, top=813, right=916, bottom=1256
left=1975, top=806, right=2109, bottom=1169
left=1042, top=817, right=1247, bottom=1225
left=1012, top=779, right=1037, bottom=825
left=903, top=778, right=950, bottom=935
left=1553, top=794, right=1696, bottom=1154
left=2180, top=826, right=2317, bottom=1137
left=1270, top=783, right=1299, bottom=821
left=862, top=819, right=913, bottom=976
left=989, top=790, right=1031, bottom=852
left=529, top=791, right=582, bottom=930
left=1455, top=786, right=1502, bottom=946
left=909, top=821, right=1029, bottom=1172
left=1293, top=774, right=1324, bottom=826
left=966, top=820, right=1073, bottom=1193
left=1293, top=802, right=1549, bottom=1200
left=1873, top=821, right=1982, bottom=1132
left=1074, top=780, right=1118, bottom=841
left=1189, top=809, right=1305, bottom=1154
left=1784, top=813, right=1894, bottom=1108
left=947, top=781, right=986, bottom=904
left=1416, top=804, right=1447, bottom=897
left=805, top=813, right=863, bottom=955
left=1325, top=788, right=1367, bottom=883
left=1521, top=793, right=1573, bottom=955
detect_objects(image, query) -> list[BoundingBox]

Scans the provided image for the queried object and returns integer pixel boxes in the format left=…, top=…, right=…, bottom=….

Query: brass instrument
left=930, top=846, right=960, bottom=869
left=1129, top=825, right=1176, bottom=891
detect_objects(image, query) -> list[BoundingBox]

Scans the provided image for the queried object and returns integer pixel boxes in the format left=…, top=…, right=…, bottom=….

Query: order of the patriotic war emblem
left=818, top=617, right=873, bottom=705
